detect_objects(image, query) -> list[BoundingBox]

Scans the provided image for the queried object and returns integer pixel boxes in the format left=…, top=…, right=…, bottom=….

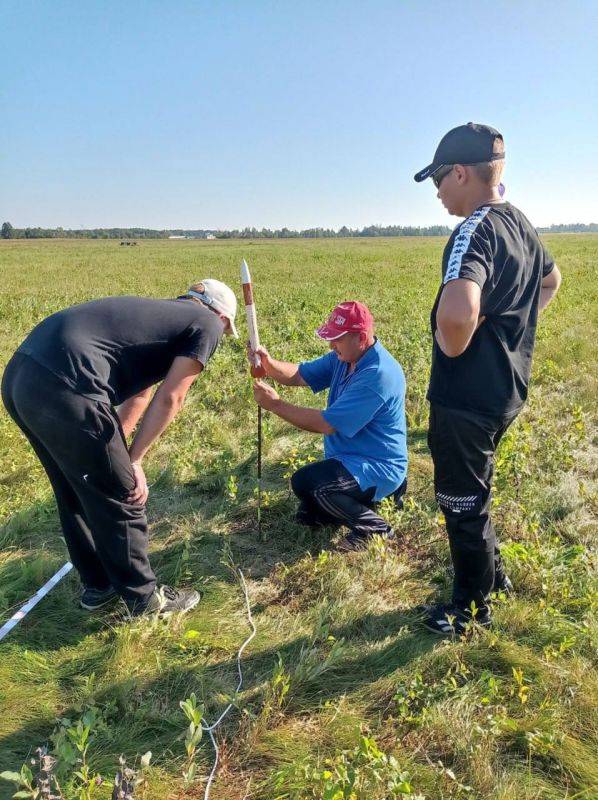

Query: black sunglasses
left=432, top=165, right=454, bottom=189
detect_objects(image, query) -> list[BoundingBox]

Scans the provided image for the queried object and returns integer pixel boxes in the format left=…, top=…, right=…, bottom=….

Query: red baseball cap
left=316, top=301, right=374, bottom=341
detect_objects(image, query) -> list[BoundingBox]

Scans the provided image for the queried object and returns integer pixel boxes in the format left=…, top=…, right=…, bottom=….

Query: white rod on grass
left=0, top=561, right=73, bottom=642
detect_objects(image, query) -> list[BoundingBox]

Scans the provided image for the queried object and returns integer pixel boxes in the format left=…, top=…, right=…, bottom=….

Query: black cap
left=414, top=122, right=504, bottom=182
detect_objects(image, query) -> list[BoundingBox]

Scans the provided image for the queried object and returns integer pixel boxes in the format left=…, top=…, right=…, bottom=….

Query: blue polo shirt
left=299, top=340, right=407, bottom=501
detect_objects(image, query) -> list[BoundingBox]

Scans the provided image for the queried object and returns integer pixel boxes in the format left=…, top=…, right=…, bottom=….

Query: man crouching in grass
left=249, top=301, right=408, bottom=551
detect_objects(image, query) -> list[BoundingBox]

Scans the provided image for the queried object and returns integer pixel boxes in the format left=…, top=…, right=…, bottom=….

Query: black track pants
left=291, top=458, right=393, bottom=536
left=428, top=403, right=517, bottom=613
left=1, top=353, right=156, bottom=607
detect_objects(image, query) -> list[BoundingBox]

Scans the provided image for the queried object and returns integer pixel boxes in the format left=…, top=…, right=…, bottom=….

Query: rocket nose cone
left=240, top=259, right=251, bottom=283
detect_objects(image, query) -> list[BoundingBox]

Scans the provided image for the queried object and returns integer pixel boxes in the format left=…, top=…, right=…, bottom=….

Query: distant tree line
left=1, top=222, right=452, bottom=240
left=2, top=220, right=597, bottom=241
left=536, top=223, right=598, bottom=233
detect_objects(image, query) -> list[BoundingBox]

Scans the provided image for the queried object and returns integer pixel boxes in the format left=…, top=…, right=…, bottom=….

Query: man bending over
left=2, top=280, right=238, bottom=617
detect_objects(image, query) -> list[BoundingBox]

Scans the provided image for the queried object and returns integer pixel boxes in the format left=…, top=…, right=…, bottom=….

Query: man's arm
left=253, top=380, right=334, bottom=434
left=435, top=278, right=483, bottom=357
left=248, top=345, right=307, bottom=386
left=127, top=356, right=203, bottom=504
left=539, top=264, right=561, bottom=311
left=118, top=387, right=154, bottom=438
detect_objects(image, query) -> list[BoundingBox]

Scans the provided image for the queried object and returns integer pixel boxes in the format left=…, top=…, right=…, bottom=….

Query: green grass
left=0, top=236, right=596, bottom=799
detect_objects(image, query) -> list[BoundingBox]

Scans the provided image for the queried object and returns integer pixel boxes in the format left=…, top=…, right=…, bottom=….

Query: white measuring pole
left=0, top=561, right=73, bottom=642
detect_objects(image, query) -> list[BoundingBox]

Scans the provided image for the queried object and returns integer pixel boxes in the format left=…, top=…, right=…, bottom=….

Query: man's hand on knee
left=128, top=462, right=149, bottom=506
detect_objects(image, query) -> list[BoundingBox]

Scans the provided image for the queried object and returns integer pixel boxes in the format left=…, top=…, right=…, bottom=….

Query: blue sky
left=2, top=1, right=597, bottom=229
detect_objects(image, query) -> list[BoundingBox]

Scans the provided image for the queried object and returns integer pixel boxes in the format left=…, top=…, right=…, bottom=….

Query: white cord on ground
left=200, top=567, right=256, bottom=800
left=0, top=561, right=73, bottom=642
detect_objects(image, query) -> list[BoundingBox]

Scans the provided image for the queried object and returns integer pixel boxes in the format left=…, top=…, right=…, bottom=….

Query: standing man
left=2, top=280, right=238, bottom=617
left=250, top=301, right=408, bottom=551
left=414, top=123, right=561, bottom=634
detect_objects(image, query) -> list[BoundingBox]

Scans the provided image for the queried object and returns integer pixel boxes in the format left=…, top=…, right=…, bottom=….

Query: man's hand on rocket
left=246, top=343, right=271, bottom=378
left=253, top=379, right=280, bottom=410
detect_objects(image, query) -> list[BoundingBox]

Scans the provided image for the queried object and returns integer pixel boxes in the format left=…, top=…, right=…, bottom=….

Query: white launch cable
left=200, top=567, right=256, bottom=800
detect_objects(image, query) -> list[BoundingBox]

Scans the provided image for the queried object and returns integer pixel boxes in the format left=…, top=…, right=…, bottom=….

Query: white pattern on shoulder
left=443, top=206, right=491, bottom=284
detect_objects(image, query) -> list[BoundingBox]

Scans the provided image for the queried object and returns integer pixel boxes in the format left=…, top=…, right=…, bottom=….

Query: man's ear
left=453, top=164, right=468, bottom=184
left=219, top=313, right=231, bottom=332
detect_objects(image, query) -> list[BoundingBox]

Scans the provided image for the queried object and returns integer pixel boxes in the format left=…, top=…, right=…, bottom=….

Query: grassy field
left=0, top=236, right=596, bottom=800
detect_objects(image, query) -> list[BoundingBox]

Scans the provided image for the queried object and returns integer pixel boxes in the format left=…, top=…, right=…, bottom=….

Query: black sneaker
left=295, top=507, right=326, bottom=529
left=493, top=574, right=514, bottom=596
left=336, top=529, right=395, bottom=553
left=422, top=603, right=491, bottom=636
left=80, top=585, right=118, bottom=611
left=132, top=585, right=201, bottom=617
left=295, top=505, right=340, bottom=530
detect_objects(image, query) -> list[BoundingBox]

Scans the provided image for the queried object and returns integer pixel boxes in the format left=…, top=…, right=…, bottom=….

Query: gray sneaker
left=133, top=585, right=201, bottom=617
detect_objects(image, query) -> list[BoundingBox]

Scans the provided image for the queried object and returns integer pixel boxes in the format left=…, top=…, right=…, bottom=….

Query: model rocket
left=241, top=259, right=266, bottom=377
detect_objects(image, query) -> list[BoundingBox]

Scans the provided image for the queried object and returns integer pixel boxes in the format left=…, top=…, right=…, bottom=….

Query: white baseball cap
left=187, top=279, right=239, bottom=338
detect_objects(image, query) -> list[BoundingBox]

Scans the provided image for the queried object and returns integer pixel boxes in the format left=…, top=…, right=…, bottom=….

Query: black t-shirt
left=18, top=296, right=224, bottom=405
left=428, top=202, right=555, bottom=417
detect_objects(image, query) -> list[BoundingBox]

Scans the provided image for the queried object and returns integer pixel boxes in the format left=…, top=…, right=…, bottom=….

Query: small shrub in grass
left=390, top=496, right=442, bottom=543
left=271, top=735, right=424, bottom=799
left=281, top=446, right=317, bottom=481
left=245, top=655, right=292, bottom=741
left=272, top=551, right=352, bottom=608
left=394, top=671, right=449, bottom=727
left=179, top=693, right=204, bottom=788
left=264, top=639, right=348, bottom=711
left=0, top=709, right=151, bottom=800
left=391, top=655, right=488, bottom=730
left=500, top=537, right=596, bottom=626
left=268, top=655, right=292, bottom=711
left=112, top=753, right=152, bottom=800
left=0, top=748, right=61, bottom=800
left=292, top=638, right=347, bottom=688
